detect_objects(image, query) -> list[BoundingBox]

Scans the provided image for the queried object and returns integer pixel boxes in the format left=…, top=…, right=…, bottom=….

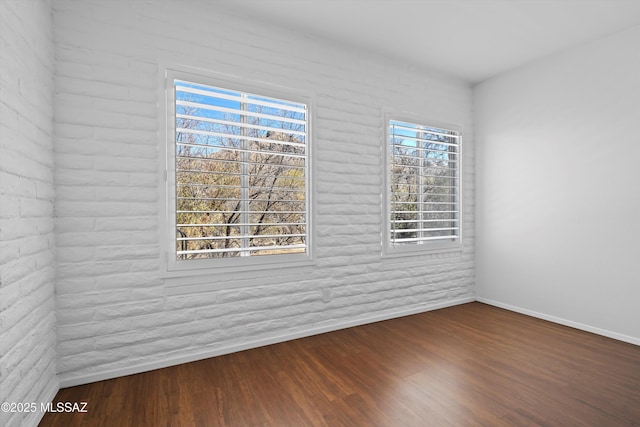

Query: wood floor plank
left=39, top=303, right=640, bottom=426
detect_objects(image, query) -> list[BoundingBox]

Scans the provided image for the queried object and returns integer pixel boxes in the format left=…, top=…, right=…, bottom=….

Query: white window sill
left=382, top=241, right=462, bottom=259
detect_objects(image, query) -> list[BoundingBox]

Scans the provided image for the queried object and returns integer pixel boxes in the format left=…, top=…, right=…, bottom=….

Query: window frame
left=383, top=114, right=463, bottom=257
left=160, top=67, right=314, bottom=277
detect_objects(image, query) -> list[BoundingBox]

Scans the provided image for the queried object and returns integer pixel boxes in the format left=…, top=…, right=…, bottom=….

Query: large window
left=387, top=119, right=461, bottom=251
left=164, top=71, right=310, bottom=271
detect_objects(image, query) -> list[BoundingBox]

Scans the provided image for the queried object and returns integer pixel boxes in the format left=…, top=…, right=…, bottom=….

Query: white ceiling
left=217, top=0, right=640, bottom=84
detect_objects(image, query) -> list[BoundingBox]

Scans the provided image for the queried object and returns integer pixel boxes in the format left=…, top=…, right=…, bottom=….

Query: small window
left=387, top=119, right=461, bottom=252
left=164, top=71, right=310, bottom=272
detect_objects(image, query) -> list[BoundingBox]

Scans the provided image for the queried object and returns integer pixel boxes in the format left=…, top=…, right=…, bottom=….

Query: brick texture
left=0, top=1, right=58, bottom=426
left=52, top=0, right=475, bottom=386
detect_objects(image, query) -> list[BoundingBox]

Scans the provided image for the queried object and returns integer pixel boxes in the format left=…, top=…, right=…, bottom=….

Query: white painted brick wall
left=0, top=1, right=58, bottom=426
left=53, top=0, right=475, bottom=386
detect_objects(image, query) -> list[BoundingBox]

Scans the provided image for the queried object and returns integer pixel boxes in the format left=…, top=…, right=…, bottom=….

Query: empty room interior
left=1, top=0, right=640, bottom=426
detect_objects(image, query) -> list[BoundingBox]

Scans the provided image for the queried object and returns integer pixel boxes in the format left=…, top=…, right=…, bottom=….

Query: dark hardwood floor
left=39, top=302, right=640, bottom=426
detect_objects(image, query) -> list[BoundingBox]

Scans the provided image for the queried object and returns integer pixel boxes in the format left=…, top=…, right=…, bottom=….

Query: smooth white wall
left=475, top=25, right=640, bottom=343
left=53, top=0, right=474, bottom=386
left=0, top=1, right=59, bottom=426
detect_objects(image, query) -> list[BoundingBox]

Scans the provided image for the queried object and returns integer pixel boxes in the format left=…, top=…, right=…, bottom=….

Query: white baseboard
left=476, top=297, right=640, bottom=346
left=27, top=379, right=60, bottom=427
left=59, top=296, right=475, bottom=388
left=59, top=296, right=638, bottom=388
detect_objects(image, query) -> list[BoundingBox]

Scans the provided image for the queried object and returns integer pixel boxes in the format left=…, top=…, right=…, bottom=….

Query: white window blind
left=173, top=80, right=308, bottom=260
left=388, top=119, right=460, bottom=247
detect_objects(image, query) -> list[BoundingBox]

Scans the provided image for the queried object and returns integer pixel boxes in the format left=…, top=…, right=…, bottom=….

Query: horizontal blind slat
left=175, top=82, right=307, bottom=114
left=177, top=113, right=307, bottom=138
left=178, top=233, right=306, bottom=242
left=176, top=128, right=306, bottom=149
left=390, top=123, right=461, bottom=139
left=391, top=235, right=459, bottom=243
left=177, top=140, right=306, bottom=160
left=176, top=99, right=307, bottom=126
left=176, top=155, right=305, bottom=171
left=178, top=244, right=306, bottom=256
left=177, top=221, right=306, bottom=227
